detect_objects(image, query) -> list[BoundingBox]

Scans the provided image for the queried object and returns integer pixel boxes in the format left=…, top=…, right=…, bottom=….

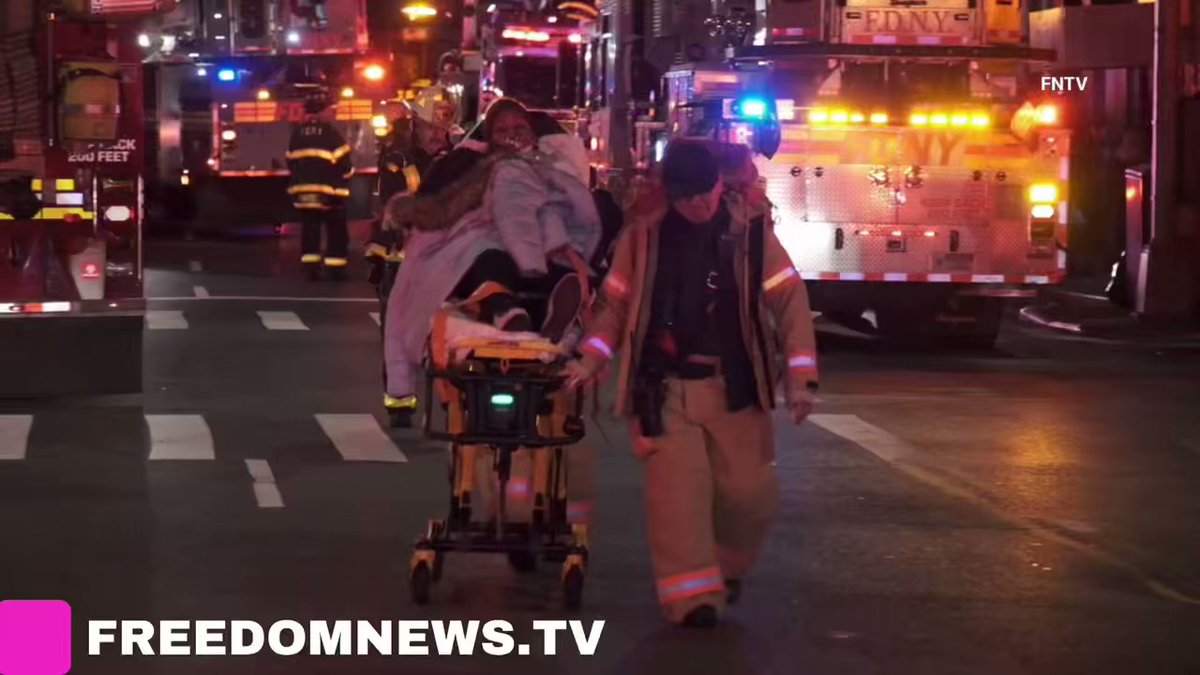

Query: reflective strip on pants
left=301, top=254, right=322, bottom=264
left=657, top=567, right=725, bottom=604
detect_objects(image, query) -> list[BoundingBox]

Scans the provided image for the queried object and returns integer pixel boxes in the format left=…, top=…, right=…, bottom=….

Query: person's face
left=671, top=178, right=724, bottom=224
left=488, top=110, right=535, bottom=152
left=414, top=121, right=448, bottom=154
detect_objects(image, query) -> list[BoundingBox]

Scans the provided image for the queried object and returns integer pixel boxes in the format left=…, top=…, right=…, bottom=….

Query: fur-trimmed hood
left=383, top=151, right=514, bottom=233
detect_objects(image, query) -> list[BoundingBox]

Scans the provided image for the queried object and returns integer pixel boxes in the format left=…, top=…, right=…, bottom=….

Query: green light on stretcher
left=490, top=393, right=515, bottom=407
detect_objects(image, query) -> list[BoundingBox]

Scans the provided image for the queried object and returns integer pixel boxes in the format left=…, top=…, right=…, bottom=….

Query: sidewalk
left=1019, top=285, right=1200, bottom=345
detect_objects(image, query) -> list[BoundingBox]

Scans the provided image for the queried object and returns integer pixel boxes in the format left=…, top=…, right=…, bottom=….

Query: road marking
left=145, top=310, right=188, bottom=330
left=370, top=312, right=381, bottom=326
left=148, top=296, right=376, bottom=303
left=189, top=260, right=203, bottom=272
left=257, top=311, right=308, bottom=331
left=811, top=413, right=1200, bottom=606
left=0, top=415, right=34, bottom=460
left=809, top=414, right=915, bottom=462
left=246, top=459, right=284, bottom=509
left=146, top=415, right=215, bottom=460
left=193, top=286, right=210, bottom=298
left=315, top=414, right=407, bottom=463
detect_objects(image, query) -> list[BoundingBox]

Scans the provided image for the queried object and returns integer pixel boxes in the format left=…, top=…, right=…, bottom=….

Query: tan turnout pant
left=640, top=376, right=779, bottom=623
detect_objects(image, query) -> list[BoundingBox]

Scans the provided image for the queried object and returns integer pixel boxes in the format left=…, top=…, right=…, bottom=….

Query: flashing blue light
left=217, top=68, right=236, bottom=82
left=740, top=98, right=768, bottom=119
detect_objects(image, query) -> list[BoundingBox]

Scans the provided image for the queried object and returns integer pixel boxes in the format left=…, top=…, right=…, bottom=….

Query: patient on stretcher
left=382, top=99, right=601, bottom=417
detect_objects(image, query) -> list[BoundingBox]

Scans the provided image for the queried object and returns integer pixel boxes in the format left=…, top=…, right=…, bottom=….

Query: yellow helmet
left=409, top=85, right=460, bottom=130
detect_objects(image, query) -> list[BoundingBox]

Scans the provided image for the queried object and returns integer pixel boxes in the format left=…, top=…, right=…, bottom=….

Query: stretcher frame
left=409, top=333, right=590, bottom=609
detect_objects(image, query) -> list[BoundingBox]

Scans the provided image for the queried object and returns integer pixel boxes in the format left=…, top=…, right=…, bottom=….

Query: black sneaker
left=726, top=579, right=742, bottom=605
left=542, top=273, right=583, bottom=342
left=681, top=604, right=718, bottom=628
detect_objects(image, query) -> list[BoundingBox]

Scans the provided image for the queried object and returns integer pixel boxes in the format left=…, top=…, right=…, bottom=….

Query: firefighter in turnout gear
left=367, top=89, right=455, bottom=427
left=286, top=89, right=353, bottom=280
left=563, top=141, right=818, bottom=628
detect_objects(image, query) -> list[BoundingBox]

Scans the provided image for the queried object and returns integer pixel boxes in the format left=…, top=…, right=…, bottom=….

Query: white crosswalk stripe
left=146, top=414, right=216, bottom=460
left=189, top=260, right=203, bottom=272
left=809, top=414, right=916, bottom=462
left=315, top=414, right=408, bottom=463
left=6, top=413, right=410, bottom=465
left=145, top=310, right=188, bottom=330
left=193, top=285, right=210, bottom=298
left=246, top=459, right=284, bottom=508
left=370, top=312, right=381, bottom=326
left=0, top=415, right=33, bottom=460
left=257, top=311, right=308, bottom=331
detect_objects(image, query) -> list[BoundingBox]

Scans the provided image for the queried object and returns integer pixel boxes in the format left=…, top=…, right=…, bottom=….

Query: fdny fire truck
left=588, top=0, right=1069, bottom=347
left=147, top=0, right=399, bottom=228
left=0, top=1, right=156, bottom=395
left=475, top=11, right=584, bottom=128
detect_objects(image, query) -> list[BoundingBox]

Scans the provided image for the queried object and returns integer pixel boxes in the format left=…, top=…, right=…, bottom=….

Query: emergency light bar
left=502, top=28, right=552, bottom=42
left=807, top=107, right=889, bottom=126
left=722, top=98, right=775, bottom=120
left=908, top=110, right=990, bottom=129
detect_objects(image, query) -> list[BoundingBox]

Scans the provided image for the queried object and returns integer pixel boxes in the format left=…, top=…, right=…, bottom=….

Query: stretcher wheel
left=431, top=551, right=444, bottom=582
left=507, top=551, right=538, bottom=574
left=410, top=562, right=433, bottom=605
left=562, top=565, right=584, bottom=610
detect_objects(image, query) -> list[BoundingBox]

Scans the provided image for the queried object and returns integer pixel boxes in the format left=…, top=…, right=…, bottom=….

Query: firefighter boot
left=302, top=254, right=323, bottom=281
left=324, top=257, right=348, bottom=281
left=385, top=394, right=418, bottom=428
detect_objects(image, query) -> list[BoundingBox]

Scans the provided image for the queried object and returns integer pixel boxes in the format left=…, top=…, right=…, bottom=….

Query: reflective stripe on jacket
left=286, top=117, right=353, bottom=198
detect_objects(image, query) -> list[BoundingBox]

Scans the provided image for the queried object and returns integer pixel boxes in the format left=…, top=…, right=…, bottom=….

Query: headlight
left=1031, top=204, right=1056, bottom=219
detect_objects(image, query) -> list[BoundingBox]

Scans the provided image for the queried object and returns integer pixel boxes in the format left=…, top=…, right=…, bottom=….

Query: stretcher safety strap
left=763, top=267, right=799, bottom=293
left=582, top=336, right=613, bottom=359
left=657, top=567, right=725, bottom=603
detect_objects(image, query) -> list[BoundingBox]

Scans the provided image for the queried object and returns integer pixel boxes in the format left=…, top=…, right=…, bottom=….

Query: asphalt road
left=2, top=233, right=1200, bottom=674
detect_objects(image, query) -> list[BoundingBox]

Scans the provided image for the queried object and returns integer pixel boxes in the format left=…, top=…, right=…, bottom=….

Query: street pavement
left=2, top=234, right=1200, bottom=674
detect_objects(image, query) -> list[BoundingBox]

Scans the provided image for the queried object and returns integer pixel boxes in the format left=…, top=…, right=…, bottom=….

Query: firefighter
left=563, top=141, right=819, bottom=628
left=367, top=90, right=456, bottom=427
left=286, top=88, right=353, bottom=280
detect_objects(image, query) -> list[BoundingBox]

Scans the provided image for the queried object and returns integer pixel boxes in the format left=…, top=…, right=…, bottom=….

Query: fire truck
left=474, top=10, right=584, bottom=128
left=0, top=1, right=155, bottom=396
left=588, top=0, right=1070, bottom=347
left=145, top=0, right=400, bottom=229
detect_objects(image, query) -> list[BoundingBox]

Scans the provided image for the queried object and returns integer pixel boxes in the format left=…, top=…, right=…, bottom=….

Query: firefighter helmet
left=409, top=85, right=459, bottom=131
left=303, top=87, right=331, bottom=114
